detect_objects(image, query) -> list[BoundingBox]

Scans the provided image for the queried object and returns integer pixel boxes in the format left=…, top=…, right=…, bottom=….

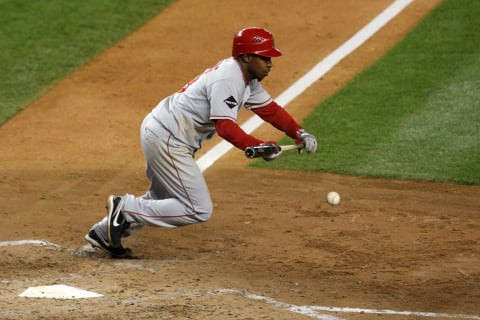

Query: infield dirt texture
left=1, top=0, right=480, bottom=319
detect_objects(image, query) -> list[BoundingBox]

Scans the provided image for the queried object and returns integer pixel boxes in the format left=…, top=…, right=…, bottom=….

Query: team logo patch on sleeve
left=224, top=96, right=238, bottom=109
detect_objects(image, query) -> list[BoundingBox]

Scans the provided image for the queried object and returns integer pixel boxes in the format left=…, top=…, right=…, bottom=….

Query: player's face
left=246, top=55, right=272, bottom=81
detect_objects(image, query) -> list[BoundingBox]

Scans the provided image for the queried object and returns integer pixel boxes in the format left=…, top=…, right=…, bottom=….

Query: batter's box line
left=209, top=289, right=480, bottom=320
left=0, top=239, right=96, bottom=259
left=0, top=240, right=60, bottom=248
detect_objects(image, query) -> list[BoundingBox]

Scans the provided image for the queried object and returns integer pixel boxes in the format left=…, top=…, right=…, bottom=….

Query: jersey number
left=177, top=62, right=220, bottom=93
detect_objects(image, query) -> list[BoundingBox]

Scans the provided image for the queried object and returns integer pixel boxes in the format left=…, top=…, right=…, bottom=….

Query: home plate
left=19, top=284, right=103, bottom=299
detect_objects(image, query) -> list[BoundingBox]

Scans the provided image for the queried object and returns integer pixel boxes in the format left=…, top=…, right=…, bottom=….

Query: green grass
left=1, top=0, right=478, bottom=185
left=253, top=0, right=480, bottom=185
left=0, top=0, right=174, bottom=122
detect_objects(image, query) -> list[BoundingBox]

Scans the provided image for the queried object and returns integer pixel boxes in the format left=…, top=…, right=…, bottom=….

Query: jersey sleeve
left=214, top=119, right=263, bottom=150
left=244, top=80, right=272, bottom=109
left=252, top=101, right=302, bottom=139
left=208, top=78, right=243, bottom=122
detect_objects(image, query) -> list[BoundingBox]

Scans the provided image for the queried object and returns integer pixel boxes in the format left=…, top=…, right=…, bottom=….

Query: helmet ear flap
left=232, top=27, right=282, bottom=58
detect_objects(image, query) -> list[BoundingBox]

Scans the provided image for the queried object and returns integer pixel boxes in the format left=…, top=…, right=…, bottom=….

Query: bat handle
left=280, top=143, right=304, bottom=151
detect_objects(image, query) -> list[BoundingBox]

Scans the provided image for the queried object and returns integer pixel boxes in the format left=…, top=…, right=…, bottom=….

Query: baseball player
left=85, top=27, right=317, bottom=258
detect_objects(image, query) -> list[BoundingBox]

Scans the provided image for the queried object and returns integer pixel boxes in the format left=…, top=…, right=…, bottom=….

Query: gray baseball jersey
left=111, top=57, right=273, bottom=230
left=152, top=57, right=272, bottom=149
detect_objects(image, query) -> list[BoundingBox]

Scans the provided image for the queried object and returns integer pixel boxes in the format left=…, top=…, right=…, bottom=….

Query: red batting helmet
left=232, top=27, right=282, bottom=58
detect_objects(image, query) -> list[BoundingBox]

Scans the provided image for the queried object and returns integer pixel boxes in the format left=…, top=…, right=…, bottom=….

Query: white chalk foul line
left=196, top=0, right=414, bottom=172
left=213, top=289, right=345, bottom=320
left=212, top=289, right=480, bottom=320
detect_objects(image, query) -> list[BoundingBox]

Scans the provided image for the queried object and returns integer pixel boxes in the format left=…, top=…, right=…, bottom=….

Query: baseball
left=327, top=191, right=340, bottom=205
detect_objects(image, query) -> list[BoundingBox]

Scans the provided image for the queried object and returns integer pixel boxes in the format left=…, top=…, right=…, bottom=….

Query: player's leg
left=119, top=164, right=168, bottom=237
left=120, top=121, right=213, bottom=227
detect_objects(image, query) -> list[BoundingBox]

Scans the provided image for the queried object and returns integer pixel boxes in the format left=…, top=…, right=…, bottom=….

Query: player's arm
left=214, top=119, right=264, bottom=150
left=252, top=101, right=318, bottom=153
left=251, top=101, right=301, bottom=138
left=246, top=81, right=301, bottom=138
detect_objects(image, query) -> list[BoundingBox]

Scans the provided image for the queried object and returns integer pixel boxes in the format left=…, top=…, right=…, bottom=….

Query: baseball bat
left=279, top=144, right=304, bottom=151
left=245, top=143, right=304, bottom=158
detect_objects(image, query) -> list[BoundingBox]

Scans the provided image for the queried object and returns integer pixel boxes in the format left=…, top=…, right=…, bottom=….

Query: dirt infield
left=2, top=0, right=480, bottom=319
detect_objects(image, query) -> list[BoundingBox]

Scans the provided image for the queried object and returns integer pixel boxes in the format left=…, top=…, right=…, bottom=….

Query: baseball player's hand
left=261, top=141, right=282, bottom=161
left=296, top=129, right=317, bottom=153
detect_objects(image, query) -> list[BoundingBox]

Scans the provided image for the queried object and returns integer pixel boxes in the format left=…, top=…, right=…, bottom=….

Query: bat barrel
left=245, top=147, right=257, bottom=158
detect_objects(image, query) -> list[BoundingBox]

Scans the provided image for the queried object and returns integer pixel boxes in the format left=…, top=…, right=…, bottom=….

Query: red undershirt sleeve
left=214, top=119, right=263, bottom=150
left=251, top=101, right=302, bottom=139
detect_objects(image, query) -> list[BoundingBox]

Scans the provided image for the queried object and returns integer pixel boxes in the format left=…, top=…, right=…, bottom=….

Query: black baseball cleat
left=106, top=195, right=127, bottom=248
left=85, top=229, right=132, bottom=259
